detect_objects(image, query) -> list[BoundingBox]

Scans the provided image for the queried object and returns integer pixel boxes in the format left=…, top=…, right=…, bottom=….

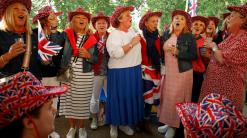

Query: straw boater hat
left=176, top=93, right=247, bottom=138
left=191, top=16, right=209, bottom=28
left=139, top=10, right=162, bottom=30
left=208, top=16, right=220, bottom=27
left=171, top=9, right=192, bottom=28
left=91, top=11, right=110, bottom=29
left=110, top=5, right=135, bottom=28
left=0, top=0, right=32, bottom=19
left=0, top=71, right=68, bottom=129
left=68, top=7, right=91, bottom=22
left=32, top=6, right=63, bottom=24
left=227, top=3, right=247, bottom=17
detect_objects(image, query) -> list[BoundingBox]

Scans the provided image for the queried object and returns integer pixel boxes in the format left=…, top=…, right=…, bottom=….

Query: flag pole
left=185, top=0, right=189, bottom=12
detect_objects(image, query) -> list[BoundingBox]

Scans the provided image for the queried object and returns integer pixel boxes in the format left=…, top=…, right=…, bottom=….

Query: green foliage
left=31, top=0, right=247, bottom=31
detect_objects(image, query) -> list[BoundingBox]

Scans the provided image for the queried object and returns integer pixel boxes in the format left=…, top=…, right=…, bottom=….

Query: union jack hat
left=176, top=93, right=247, bottom=138
left=139, top=10, right=162, bottom=30
left=32, top=6, right=63, bottom=24
left=0, top=71, right=68, bottom=129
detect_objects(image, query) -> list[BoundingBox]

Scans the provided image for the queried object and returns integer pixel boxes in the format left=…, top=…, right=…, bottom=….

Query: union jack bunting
left=37, top=20, right=62, bottom=62
left=188, top=0, right=197, bottom=17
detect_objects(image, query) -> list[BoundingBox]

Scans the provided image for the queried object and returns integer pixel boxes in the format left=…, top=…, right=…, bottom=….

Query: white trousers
left=90, top=76, right=107, bottom=114
left=41, top=77, right=60, bottom=110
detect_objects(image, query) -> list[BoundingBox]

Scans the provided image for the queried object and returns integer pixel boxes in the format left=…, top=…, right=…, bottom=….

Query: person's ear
left=145, top=21, right=148, bottom=27
left=22, top=117, right=34, bottom=129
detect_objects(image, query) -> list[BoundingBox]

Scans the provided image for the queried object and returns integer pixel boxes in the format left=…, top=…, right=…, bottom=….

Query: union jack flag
left=188, top=0, right=197, bottom=17
left=97, top=37, right=105, bottom=54
left=37, top=20, right=62, bottom=62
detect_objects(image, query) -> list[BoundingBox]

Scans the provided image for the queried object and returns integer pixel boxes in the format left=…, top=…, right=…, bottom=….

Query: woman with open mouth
left=158, top=9, right=197, bottom=138
left=138, top=10, right=163, bottom=134
left=90, top=11, right=110, bottom=130
left=58, top=7, right=98, bottom=138
left=200, top=3, right=247, bottom=113
left=190, top=16, right=209, bottom=103
left=106, top=5, right=144, bottom=138
left=32, top=5, right=64, bottom=138
left=0, top=0, right=42, bottom=80
left=202, top=16, right=220, bottom=65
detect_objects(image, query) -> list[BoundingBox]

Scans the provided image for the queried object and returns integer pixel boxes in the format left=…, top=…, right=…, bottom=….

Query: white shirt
left=106, top=28, right=142, bottom=69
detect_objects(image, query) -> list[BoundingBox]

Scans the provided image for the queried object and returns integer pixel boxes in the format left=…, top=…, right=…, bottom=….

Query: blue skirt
left=106, top=65, right=144, bottom=126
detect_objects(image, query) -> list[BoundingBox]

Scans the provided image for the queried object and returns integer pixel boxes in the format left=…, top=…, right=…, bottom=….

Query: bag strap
left=72, top=35, right=88, bottom=63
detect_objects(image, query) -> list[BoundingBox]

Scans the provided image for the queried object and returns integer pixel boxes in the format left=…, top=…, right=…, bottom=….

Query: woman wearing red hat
left=58, top=7, right=98, bottom=138
left=0, top=71, right=67, bottom=138
left=32, top=5, right=64, bottom=138
left=190, top=16, right=209, bottom=103
left=158, top=9, right=196, bottom=138
left=90, top=11, right=110, bottom=130
left=0, top=0, right=42, bottom=79
left=205, top=16, right=220, bottom=40
left=201, top=16, right=221, bottom=65
left=138, top=10, right=162, bottom=134
left=106, top=5, right=143, bottom=138
left=200, top=3, right=247, bottom=112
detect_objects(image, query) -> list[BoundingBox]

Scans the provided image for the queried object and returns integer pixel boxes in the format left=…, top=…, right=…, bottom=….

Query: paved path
left=55, top=105, right=247, bottom=138
left=55, top=117, right=164, bottom=138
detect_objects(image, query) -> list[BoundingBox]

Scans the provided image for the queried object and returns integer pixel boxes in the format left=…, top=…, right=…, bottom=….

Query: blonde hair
left=69, top=15, right=90, bottom=34
left=0, top=3, right=32, bottom=34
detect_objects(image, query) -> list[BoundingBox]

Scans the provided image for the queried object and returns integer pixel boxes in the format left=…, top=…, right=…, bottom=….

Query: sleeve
left=86, top=43, right=98, bottom=64
left=177, top=33, right=197, bottom=61
left=49, top=31, right=66, bottom=46
left=222, top=36, right=247, bottom=66
left=106, top=32, right=125, bottom=58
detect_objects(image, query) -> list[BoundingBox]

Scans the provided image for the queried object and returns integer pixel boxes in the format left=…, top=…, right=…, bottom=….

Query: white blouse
left=106, top=28, right=142, bottom=69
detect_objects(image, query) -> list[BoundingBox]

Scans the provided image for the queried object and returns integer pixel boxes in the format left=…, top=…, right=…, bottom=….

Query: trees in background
left=31, top=0, right=246, bottom=30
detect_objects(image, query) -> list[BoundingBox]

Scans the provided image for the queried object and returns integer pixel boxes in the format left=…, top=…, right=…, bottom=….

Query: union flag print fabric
left=176, top=93, right=247, bottom=138
left=0, top=71, right=67, bottom=128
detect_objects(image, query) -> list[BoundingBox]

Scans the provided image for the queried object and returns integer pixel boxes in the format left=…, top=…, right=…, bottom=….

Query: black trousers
left=191, top=71, right=204, bottom=102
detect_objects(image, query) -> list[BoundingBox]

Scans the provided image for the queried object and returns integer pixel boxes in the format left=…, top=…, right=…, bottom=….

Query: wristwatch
left=212, top=45, right=218, bottom=52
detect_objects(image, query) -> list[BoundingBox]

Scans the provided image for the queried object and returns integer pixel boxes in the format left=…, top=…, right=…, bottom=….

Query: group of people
left=0, top=0, right=247, bottom=138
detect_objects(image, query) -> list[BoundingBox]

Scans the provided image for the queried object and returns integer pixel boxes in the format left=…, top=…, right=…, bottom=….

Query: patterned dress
left=59, top=34, right=94, bottom=119
left=200, top=31, right=247, bottom=111
left=159, top=34, right=193, bottom=128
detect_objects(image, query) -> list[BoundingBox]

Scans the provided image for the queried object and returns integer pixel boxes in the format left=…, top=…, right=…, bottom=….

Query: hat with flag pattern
left=0, top=71, right=68, bottom=129
left=176, top=93, right=247, bottom=138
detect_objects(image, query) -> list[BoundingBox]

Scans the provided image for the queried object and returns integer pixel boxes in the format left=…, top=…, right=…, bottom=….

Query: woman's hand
left=79, top=47, right=91, bottom=58
left=204, top=40, right=216, bottom=49
left=8, top=41, right=26, bottom=59
left=130, top=35, right=141, bottom=46
left=165, top=44, right=178, bottom=55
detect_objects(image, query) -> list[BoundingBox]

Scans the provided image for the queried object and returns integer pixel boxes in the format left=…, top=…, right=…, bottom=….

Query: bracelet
left=0, top=55, right=6, bottom=64
left=212, top=45, right=218, bottom=52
